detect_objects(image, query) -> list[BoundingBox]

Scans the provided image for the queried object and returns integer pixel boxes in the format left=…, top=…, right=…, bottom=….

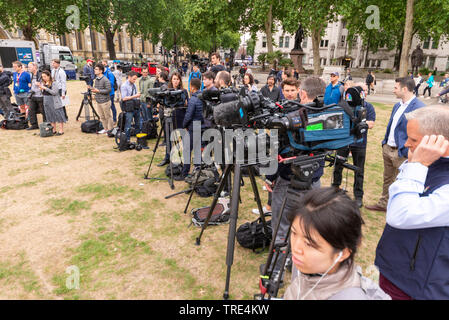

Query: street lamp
left=87, top=0, right=95, bottom=59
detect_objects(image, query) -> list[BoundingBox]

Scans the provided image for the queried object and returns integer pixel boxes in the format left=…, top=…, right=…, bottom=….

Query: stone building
left=0, top=24, right=161, bottom=62
left=251, top=19, right=449, bottom=72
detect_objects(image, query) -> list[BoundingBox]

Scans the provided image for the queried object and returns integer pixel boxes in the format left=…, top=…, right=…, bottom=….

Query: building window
left=284, top=36, right=290, bottom=48
left=340, top=35, right=346, bottom=47
left=76, top=31, right=83, bottom=50
left=262, top=36, right=267, bottom=48
left=428, top=56, right=436, bottom=69
left=302, top=37, right=307, bottom=48
left=432, top=38, right=439, bottom=49
left=423, top=37, right=431, bottom=49
left=279, top=36, right=284, bottom=48
left=320, top=40, right=329, bottom=48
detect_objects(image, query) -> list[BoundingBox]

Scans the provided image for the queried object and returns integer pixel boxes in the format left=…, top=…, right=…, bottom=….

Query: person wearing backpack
left=102, top=60, right=118, bottom=123
left=188, top=63, right=203, bottom=94
left=0, top=64, right=14, bottom=119
left=284, top=187, right=391, bottom=300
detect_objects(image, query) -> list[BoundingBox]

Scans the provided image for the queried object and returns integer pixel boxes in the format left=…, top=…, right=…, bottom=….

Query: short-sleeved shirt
left=121, top=80, right=137, bottom=100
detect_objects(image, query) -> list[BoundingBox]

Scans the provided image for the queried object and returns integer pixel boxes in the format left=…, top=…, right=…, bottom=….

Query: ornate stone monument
left=411, top=45, right=424, bottom=76
left=290, top=24, right=306, bottom=74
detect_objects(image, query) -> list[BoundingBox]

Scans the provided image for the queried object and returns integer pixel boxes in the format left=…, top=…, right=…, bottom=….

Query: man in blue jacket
left=366, top=77, right=426, bottom=212
left=180, top=78, right=204, bottom=180
left=375, top=105, right=449, bottom=300
left=324, top=71, right=343, bottom=105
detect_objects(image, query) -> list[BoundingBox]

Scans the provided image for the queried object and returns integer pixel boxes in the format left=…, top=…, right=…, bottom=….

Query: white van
left=39, top=43, right=77, bottom=71
left=0, top=39, right=36, bottom=72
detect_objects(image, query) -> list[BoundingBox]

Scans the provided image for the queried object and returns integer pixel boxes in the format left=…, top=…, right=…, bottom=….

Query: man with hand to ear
left=375, top=105, right=449, bottom=300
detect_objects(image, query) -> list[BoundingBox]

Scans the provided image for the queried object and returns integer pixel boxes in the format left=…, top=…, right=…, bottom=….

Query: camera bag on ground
left=39, top=122, right=54, bottom=137
left=237, top=218, right=272, bottom=253
left=191, top=197, right=230, bottom=227
left=185, top=165, right=220, bottom=198
left=81, top=119, right=103, bottom=133
left=165, top=163, right=184, bottom=179
left=0, top=111, right=29, bottom=130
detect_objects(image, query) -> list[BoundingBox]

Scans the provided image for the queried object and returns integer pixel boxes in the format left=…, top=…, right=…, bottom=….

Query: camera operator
left=27, top=62, right=46, bottom=130
left=120, top=71, right=141, bottom=141
left=180, top=77, right=204, bottom=180
left=332, top=83, right=376, bottom=208
left=87, top=63, right=112, bottom=134
left=266, top=77, right=326, bottom=283
left=83, top=59, right=95, bottom=86
left=209, top=52, right=225, bottom=78
left=0, top=64, right=14, bottom=119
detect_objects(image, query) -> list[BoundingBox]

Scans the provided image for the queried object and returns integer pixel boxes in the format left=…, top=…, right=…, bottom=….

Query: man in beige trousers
left=88, top=63, right=112, bottom=134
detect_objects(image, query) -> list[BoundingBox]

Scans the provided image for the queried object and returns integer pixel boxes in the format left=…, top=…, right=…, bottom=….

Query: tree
left=0, top=0, right=76, bottom=46
left=399, top=0, right=415, bottom=76
left=280, top=0, right=342, bottom=75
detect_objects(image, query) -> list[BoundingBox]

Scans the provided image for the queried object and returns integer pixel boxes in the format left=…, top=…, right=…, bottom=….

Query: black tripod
left=76, top=90, right=100, bottom=121
left=144, top=107, right=183, bottom=190
left=195, top=162, right=270, bottom=300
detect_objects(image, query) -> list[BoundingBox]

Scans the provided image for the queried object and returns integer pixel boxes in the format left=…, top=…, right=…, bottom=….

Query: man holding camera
left=27, top=62, right=46, bottom=130
left=332, top=83, right=376, bottom=208
left=375, top=105, right=449, bottom=300
left=83, top=59, right=95, bottom=86
left=266, top=77, right=326, bottom=283
left=87, top=63, right=112, bottom=134
left=0, top=64, right=13, bottom=119
left=120, top=71, right=141, bottom=141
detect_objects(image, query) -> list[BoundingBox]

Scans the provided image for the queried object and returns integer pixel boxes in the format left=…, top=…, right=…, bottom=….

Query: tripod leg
left=166, top=116, right=175, bottom=190
left=184, top=165, right=203, bottom=214
left=247, top=166, right=269, bottom=235
left=195, top=165, right=232, bottom=245
left=144, top=120, right=165, bottom=179
left=223, top=164, right=242, bottom=300
left=89, top=98, right=100, bottom=120
left=76, top=99, right=84, bottom=121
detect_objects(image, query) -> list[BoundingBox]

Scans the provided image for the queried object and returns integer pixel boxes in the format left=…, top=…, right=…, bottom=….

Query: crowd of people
left=1, top=51, right=448, bottom=301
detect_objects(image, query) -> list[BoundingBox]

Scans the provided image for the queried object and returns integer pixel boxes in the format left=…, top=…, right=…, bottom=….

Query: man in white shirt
left=366, top=77, right=425, bottom=212
left=375, top=105, right=449, bottom=300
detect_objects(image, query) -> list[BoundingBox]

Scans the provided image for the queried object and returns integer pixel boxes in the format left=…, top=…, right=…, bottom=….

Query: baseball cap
left=331, top=72, right=340, bottom=77
left=87, top=59, right=93, bottom=63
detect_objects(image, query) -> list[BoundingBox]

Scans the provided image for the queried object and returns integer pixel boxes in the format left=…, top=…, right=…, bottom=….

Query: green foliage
left=279, top=58, right=294, bottom=68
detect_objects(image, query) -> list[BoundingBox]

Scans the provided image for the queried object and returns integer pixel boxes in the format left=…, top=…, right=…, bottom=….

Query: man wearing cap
left=324, top=71, right=344, bottom=105
left=83, top=59, right=95, bottom=86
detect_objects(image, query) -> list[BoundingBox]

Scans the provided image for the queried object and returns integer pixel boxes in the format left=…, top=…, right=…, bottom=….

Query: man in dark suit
left=366, top=77, right=426, bottom=212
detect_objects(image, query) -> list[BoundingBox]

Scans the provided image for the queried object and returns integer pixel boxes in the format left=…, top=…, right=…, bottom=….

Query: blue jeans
left=125, top=109, right=141, bottom=141
left=140, top=101, right=152, bottom=123
left=110, top=95, right=117, bottom=122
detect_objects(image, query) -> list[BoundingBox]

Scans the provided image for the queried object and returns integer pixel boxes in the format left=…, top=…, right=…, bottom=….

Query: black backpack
left=81, top=119, right=103, bottom=133
left=142, top=119, right=158, bottom=139
left=236, top=218, right=272, bottom=253
left=165, top=164, right=184, bottom=178
left=190, top=201, right=230, bottom=227
left=0, top=111, right=28, bottom=130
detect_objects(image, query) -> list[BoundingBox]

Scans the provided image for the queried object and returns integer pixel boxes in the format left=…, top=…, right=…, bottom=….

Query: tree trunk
left=104, top=28, right=117, bottom=60
left=265, top=4, right=273, bottom=54
left=311, top=26, right=322, bottom=75
left=364, top=33, right=371, bottom=68
left=399, top=0, right=415, bottom=77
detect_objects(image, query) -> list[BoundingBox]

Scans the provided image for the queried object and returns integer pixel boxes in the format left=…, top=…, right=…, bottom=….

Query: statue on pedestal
left=293, top=24, right=304, bottom=51
left=290, top=24, right=305, bottom=74
left=411, top=45, right=424, bottom=75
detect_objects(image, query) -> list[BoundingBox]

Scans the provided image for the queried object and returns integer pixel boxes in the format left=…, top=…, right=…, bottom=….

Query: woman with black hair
left=168, top=72, right=188, bottom=129
left=284, top=187, right=390, bottom=300
left=243, top=73, right=258, bottom=92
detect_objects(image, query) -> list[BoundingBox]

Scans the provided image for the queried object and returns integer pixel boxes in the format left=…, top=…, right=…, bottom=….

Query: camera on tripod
left=147, top=88, right=185, bottom=116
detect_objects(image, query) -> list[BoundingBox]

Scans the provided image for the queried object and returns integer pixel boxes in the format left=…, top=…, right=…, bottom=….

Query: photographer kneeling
left=284, top=187, right=390, bottom=300
left=120, top=71, right=141, bottom=142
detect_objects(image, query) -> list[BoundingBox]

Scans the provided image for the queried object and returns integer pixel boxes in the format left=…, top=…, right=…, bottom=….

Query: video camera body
left=147, top=88, right=186, bottom=115
left=205, top=86, right=368, bottom=156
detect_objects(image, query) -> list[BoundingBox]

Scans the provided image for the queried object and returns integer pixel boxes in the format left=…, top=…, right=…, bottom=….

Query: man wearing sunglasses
left=324, top=72, right=344, bottom=105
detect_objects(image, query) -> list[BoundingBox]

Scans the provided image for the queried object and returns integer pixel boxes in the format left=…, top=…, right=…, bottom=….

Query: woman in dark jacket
left=168, top=72, right=188, bottom=129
